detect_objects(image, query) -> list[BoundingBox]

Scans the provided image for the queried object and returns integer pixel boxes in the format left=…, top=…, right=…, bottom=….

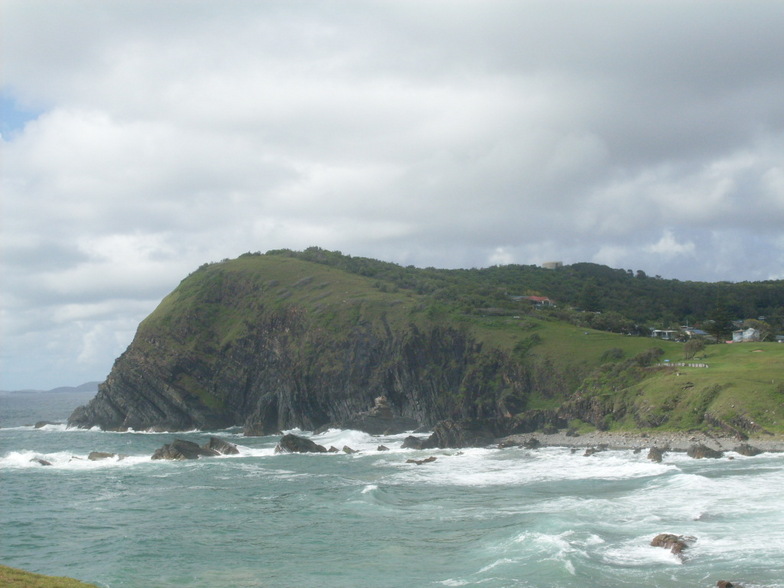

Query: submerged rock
left=406, top=456, right=437, bottom=465
left=30, top=457, right=52, bottom=466
left=274, top=433, right=327, bottom=454
left=34, top=421, right=58, bottom=429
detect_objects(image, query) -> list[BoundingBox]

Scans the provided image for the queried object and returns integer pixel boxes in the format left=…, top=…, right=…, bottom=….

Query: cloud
left=2, top=0, right=784, bottom=389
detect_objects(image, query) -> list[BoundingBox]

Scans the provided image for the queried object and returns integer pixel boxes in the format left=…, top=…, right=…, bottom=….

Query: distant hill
left=1, top=381, right=101, bottom=395
left=67, top=249, right=784, bottom=440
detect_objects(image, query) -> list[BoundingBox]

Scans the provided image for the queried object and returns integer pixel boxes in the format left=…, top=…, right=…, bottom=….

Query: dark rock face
left=647, top=446, right=666, bottom=463
left=337, top=396, right=420, bottom=434
left=151, top=439, right=220, bottom=460
left=205, top=436, right=239, bottom=455
left=687, top=444, right=724, bottom=459
left=425, top=419, right=496, bottom=449
left=66, top=271, right=533, bottom=434
left=650, top=533, right=695, bottom=558
left=274, top=433, right=327, bottom=454
left=31, top=457, right=52, bottom=466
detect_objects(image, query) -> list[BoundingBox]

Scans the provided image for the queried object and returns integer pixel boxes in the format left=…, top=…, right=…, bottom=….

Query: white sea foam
left=0, top=449, right=150, bottom=470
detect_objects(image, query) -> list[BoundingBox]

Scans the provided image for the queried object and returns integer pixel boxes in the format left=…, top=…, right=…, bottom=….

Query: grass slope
left=0, top=565, right=95, bottom=587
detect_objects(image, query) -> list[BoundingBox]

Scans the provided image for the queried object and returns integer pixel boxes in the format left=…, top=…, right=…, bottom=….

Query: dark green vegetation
left=0, top=564, right=95, bottom=587
left=69, top=248, right=784, bottom=437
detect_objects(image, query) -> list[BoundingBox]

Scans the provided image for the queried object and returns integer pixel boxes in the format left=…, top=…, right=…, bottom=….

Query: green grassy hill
left=71, top=249, right=784, bottom=436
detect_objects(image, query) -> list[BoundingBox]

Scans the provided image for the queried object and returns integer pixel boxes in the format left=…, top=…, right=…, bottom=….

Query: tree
left=683, top=339, right=705, bottom=360
left=705, top=305, right=734, bottom=343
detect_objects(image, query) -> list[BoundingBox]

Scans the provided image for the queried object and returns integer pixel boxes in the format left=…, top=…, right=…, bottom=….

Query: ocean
left=1, top=390, right=783, bottom=588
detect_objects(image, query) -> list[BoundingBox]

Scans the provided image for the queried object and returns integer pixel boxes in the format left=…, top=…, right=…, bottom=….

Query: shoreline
left=497, top=430, right=784, bottom=453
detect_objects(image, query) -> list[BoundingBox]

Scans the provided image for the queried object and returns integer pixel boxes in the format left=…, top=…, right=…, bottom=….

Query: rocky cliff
left=68, top=255, right=535, bottom=433
left=69, top=251, right=784, bottom=440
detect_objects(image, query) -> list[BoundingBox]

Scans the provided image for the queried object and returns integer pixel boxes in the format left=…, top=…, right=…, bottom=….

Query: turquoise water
left=2, top=391, right=783, bottom=587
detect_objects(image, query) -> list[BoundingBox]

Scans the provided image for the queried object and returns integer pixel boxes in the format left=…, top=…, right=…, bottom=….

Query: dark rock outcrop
left=733, top=443, right=762, bottom=456
left=377, top=445, right=389, bottom=451
left=401, top=435, right=431, bottom=450
left=650, top=533, right=695, bottom=558
left=151, top=439, right=220, bottom=460
left=335, top=395, right=420, bottom=435
left=647, top=446, right=666, bottom=463
left=425, top=419, right=496, bottom=449
left=34, top=421, right=58, bottom=429
left=204, top=436, right=239, bottom=455
left=274, top=433, right=327, bottom=454
left=31, top=457, right=52, bottom=466
left=88, top=451, right=119, bottom=461
left=66, top=260, right=534, bottom=434
left=687, top=444, right=724, bottom=459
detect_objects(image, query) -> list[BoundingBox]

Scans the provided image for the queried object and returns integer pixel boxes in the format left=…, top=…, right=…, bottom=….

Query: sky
left=2, top=1, right=784, bottom=390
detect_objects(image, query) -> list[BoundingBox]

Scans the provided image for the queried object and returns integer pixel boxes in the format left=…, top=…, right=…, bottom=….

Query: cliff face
left=68, top=257, right=531, bottom=433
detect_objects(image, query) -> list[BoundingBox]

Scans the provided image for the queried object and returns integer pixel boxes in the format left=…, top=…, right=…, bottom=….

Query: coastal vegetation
left=0, top=564, right=94, bottom=587
left=69, top=248, right=784, bottom=437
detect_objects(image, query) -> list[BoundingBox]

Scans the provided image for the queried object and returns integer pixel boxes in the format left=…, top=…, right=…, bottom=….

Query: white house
left=732, top=327, right=761, bottom=343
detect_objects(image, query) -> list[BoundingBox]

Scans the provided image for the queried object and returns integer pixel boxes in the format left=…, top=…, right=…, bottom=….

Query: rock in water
left=647, top=446, right=666, bottom=462
left=687, top=444, right=724, bottom=459
left=204, top=437, right=239, bottom=455
left=88, top=451, right=117, bottom=461
left=733, top=443, right=762, bottom=456
left=650, top=533, right=695, bottom=558
left=274, top=433, right=327, bottom=454
left=151, top=439, right=220, bottom=460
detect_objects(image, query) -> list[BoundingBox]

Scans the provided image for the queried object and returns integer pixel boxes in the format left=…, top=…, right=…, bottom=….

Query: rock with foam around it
left=274, top=433, right=327, bottom=454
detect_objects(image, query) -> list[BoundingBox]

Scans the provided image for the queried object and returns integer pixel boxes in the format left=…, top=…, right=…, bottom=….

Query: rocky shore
left=497, top=430, right=784, bottom=453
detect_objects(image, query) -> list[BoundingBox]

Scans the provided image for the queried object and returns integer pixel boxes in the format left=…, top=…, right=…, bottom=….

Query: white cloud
left=2, top=0, right=784, bottom=389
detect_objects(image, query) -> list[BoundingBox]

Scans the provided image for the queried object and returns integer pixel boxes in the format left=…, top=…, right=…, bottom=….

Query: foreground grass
left=0, top=565, right=95, bottom=587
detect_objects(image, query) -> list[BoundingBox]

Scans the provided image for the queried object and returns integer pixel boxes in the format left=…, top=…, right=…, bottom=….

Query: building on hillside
left=651, top=329, right=679, bottom=340
left=541, top=261, right=563, bottom=270
left=516, top=295, right=555, bottom=308
left=682, top=327, right=710, bottom=340
left=732, top=327, right=761, bottom=343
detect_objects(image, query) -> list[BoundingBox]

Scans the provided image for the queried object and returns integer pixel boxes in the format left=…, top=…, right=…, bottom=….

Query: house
left=651, top=329, right=679, bottom=340
left=520, top=295, right=555, bottom=308
left=732, top=327, right=761, bottom=343
left=682, top=328, right=709, bottom=340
